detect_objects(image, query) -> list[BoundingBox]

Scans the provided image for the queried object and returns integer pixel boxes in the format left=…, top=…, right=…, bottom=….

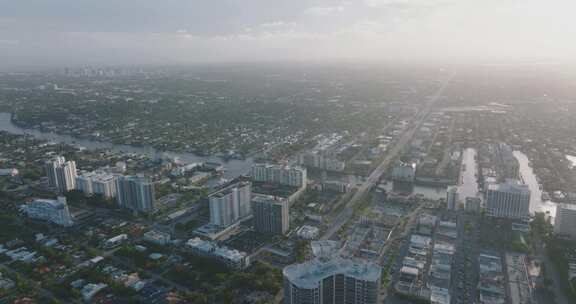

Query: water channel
left=513, top=151, right=557, bottom=217
left=0, top=112, right=253, bottom=179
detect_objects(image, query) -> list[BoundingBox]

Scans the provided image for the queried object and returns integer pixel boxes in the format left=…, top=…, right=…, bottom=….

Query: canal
left=513, top=151, right=557, bottom=217
left=0, top=112, right=253, bottom=178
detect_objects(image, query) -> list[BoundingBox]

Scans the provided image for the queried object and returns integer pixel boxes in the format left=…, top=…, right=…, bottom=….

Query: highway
left=321, top=73, right=455, bottom=240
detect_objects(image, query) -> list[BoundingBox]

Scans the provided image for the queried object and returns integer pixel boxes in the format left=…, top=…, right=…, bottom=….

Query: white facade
left=209, top=181, right=252, bottom=228
left=45, top=156, right=77, bottom=193
left=250, top=164, right=307, bottom=188
left=485, top=179, right=530, bottom=220
left=554, top=204, right=576, bottom=239
left=186, top=237, right=251, bottom=270
left=283, top=256, right=381, bottom=304
left=76, top=171, right=118, bottom=199
left=21, top=197, right=74, bottom=227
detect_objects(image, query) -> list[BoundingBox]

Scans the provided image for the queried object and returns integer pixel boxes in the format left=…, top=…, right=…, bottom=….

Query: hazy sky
left=0, top=0, right=575, bottom=67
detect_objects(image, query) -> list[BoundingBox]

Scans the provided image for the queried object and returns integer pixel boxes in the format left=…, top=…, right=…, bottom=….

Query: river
left=513, top=151, right=557, bottom=217
left=0, top=112, right=253, bottom=178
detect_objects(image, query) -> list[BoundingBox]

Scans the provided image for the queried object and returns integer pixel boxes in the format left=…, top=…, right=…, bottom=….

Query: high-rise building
left=45, top=156, right=77, bottom=193
left=283, top=256, right=381, bottom=304
left=391, top=162, right=416, bottom=182
left=554, top=204, right=576, bottom=239
left=209, top=181, right=252, bottom=228
left=116, top=175, right=156, bottom=214
left=21, top=197, right=74, bottom=227
left=485, top=179, right=530, bottom=220
left=252, top=195, right=289, bottom=235
left=249, top=164, right=307, bottom=188
left=76, top=171, right=118, bottom=199
left=446, top=187, right=459, bottom=210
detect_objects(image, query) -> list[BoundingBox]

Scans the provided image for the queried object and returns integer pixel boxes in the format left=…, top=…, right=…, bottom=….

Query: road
left=321, top=73, right=455, bottom=240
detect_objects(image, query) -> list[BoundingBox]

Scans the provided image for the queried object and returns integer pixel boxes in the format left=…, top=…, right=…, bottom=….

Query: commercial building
left=283, top=256, right=381, bottom=304
left=485, top=179, right=531, bottom=220
left=76, top=171, right=118, bottom=199
left=116, top=175, right=156, bottom=214
left=252, top=195, right=289, bottom=235
left=45, top=156, right=77, bottom=193
left=250, top=163, right=307, bottom=188
left=446, top=187, right=459, bottom=210
left=21, top=196, right=74, bottom=227
left=554, top=204, right=576, bottom=239
left=209, top=180, right=252, bottom=228
left=186, top=237, right=251, bottom=270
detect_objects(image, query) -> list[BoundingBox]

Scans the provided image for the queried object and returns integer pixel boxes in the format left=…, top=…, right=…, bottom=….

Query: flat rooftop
left=283, top=256, right=381, bottom=289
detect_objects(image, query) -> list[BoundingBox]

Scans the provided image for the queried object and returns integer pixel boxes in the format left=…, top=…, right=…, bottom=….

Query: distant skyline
left=1, top=0, right=575, bottom=68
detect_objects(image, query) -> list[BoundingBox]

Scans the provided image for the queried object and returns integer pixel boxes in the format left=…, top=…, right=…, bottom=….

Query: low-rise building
left=143, top=230, right=171, bottom=245
left=297, top=225, right=319, bottom=240
left=186, top=238, right=250, bottom=270
left=20, top=196, right=74, bottom=227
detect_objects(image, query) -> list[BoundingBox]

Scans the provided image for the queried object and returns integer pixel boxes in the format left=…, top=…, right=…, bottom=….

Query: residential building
left=554, top=204, right=576, bottom=239
left=465, top=197, right=482, bottom=213
left=446, top=187, right=459, bottom=210
left=186, top=237, right=251, bottom=270
left=209, top=180, right=252, bottom=228
left=116, top=175, right=156, bottom=214
left=485, top=179, right=531, bottom=220
left=391, top=162, right=416, bottom=182
left=76, top=171, right=118, bottom=199
left=21, top=196, right=74, bottom=227
left=45, top=156, right=77, bottom=193
left=143, top=230, right=171, bottom=245
left=283, top=256, right=381, bottom=304
left=250, top=163, right=307, bottom=188
left=252, top=195, right=289, bottom=235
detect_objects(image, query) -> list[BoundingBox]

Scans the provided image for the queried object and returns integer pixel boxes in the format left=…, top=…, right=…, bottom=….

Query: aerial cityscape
left=1, top=1, right=576, bottom=304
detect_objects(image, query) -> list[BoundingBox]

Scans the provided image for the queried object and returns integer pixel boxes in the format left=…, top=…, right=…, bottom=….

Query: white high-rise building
left=45, top=156, right=77, bottom=193
left=116, top=175, right=156, bottom=214
left=76, top=171, right=118, bottom=199
left=21, top=197, right=74, bottom=227
left=485, top=179, right=531, bottom=220
left=283, top=256, right=381, bottom=304
left=554, top=204, right=576, bottom=239
left=249, top=164, right=307, bottom=188
left=209, top=181, right=252, bottom=228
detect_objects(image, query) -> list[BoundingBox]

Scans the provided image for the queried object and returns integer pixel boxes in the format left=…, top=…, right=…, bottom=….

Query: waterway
left=513, top=151, right=557, bottom=217
left=0, top=112, right=253, bottom=178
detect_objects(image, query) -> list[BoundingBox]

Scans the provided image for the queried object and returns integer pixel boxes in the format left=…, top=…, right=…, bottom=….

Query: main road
left=321, top=72, right=455, bottom=240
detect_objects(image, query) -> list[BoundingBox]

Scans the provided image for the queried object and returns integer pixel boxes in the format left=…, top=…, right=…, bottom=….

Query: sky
left=0, top=0, right=575, bottom=67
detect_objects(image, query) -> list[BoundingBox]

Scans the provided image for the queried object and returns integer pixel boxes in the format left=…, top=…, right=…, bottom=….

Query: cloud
left=1, top=0, right=576, bottom=67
